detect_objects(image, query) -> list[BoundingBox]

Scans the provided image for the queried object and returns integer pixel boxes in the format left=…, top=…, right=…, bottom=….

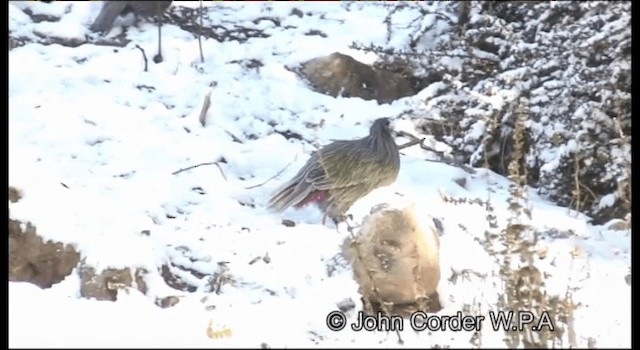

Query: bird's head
left=370, top=117, right=395, bottom=138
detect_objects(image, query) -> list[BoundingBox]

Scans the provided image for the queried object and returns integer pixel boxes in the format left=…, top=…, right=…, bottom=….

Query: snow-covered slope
left=9, top=1, right=630, bottom=348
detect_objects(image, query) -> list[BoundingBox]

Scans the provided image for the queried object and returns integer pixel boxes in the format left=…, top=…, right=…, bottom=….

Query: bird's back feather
left=90, top=1, right=173, bottom=33
left=267, top=153, right=323, bottom=212
left=90, top=1, right=128, bottom=32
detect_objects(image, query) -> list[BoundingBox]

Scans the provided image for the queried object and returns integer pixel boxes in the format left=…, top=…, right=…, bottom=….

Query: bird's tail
left=90, top=1, right=128, bottom=33
left=267, top=177, right=314, bottom=212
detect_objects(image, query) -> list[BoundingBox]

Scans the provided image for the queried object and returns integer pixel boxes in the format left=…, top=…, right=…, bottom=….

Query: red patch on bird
left=295, top=190, right=328, bottom=208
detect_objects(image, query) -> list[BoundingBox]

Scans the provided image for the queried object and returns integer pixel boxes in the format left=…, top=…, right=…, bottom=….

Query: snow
left=598, top=193, right=618, bottom=210
left=417, top=81, right=449, bottom=101
left=9, top=1, right=630, bottom=348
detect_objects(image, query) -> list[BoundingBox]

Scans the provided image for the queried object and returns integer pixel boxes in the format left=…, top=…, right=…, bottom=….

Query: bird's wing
left=308, top=141, right=383, bottom=190
left=127, top=1, right=173, bottom=17
left=90, top=1, right=128, bottom=32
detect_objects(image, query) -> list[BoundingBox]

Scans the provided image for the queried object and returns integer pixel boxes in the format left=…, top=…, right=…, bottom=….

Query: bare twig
left=572, top=154, right=582, bottom=212
left=350, top=41, right=501, bottom=63
left=199, top=0, right=204, bottom=63
left=199, top=91, right=212, bottom=127
left=397, top=137, right=423, bottom=150
left=396, top=130, right=436, bottom=152
left=613, top=117, right=626, bottom=139
left=225, top=130, right=243, bottom=144
left=153, top=2, right=164, bottom=64
left=245, top=154, right=298, bottom=190
left=172, top=161, right=227, bottom=181
left=396, top=130, right=476, bottom=174
left=153, top=25, right=163, bottom=63
left=395, top=130, right=422, bottom=142
left=448, top=267, right=488, bottom=284
left=135, top=44, right=148, bottom=72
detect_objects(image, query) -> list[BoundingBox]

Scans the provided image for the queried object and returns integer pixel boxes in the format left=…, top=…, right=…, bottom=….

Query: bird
left=90, top=1, right=173, bottom=63
left=90, top=1, right=172, bottom=33
left=268, top=118, right=401, bottom=225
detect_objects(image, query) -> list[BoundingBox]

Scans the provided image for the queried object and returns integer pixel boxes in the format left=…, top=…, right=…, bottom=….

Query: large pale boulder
left=342, top=204, right=442, bottom=315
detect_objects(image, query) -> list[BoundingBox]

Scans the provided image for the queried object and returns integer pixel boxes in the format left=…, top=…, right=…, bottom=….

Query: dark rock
left=299, top=52, right=416, bottom=104
left=9, top=219, right=80, bottom=289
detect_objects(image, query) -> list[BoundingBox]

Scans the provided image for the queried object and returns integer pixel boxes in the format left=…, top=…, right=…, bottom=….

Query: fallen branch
left=135, top=44, right=148, bottom=72
left=199, top=91, right=212, bottom=127
left=172, top=160, right=227, bottom=180
left=398, top=137, right=423, bottom=150
left=395, top=130, right=476, bottom=174
left=245, top=154, right=298, bottom=190
left=396, top=130, right=437, bottom=152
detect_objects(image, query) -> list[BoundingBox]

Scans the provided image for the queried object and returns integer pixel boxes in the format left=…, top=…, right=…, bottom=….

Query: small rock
left=156, top=296, right=180, bottom=308
left=282, top=219, right=295, bottom=227
left=625, top=273, right=631, bottom=286
left=453, top=177, right=467, bottom=189
left=337, top=298, right=356, bottom=313
left=432, top=218, right=444, bottom=235
left=290, top=8, right=303, bottom=17
left=9, top=186, right=22, bottom=203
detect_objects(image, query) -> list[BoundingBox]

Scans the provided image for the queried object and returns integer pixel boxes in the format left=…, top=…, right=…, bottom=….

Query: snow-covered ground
left=9, top=1, right=630, bottom=348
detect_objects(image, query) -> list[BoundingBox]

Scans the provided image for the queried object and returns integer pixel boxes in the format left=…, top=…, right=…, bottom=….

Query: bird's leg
left=333, top=214, right=357, bottom=234
left=333, top=217, right=344, bottom=234
left=152, top=15, right=163, bottom=63
left=344, top=214, right=357, bottom=234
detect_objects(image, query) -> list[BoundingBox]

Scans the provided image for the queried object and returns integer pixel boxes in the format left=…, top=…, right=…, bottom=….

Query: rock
left=79, top=265, right=148, bottom=301
left=9, top=186, right=22, bottom=203
left=606, top=218, right=630, bottom=231
left=9, top=219, right=81, bottom=289
left=160, top=264, right=197, bottom=292
left=337, top=298, right=356, bottom=313
left=299, top=52, right=416, bottom=104
left=342, top=204, right=442, bottom=316
left=625, top=273, right=631, bottom=286
left=156, top=295, right=181, bottom=308
left=281, top=219, right=296, bottom=227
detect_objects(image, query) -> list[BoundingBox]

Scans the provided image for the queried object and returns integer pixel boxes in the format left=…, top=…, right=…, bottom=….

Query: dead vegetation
left=350, top=1, right=631, bottom=225
left=9, top=4, right=272, bottom=51
left=438, top=99, right=584, bottom=347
